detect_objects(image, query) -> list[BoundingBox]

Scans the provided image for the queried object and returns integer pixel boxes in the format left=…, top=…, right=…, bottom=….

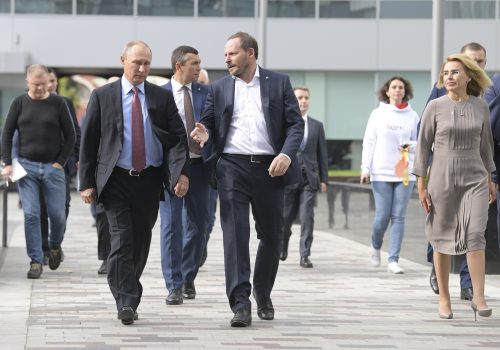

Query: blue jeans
left=17, top=158, right=67, bottom=264
left=371, top=181, right=415, bottom=263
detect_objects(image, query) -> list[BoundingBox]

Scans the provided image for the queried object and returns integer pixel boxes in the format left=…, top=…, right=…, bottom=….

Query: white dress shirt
left=223, top=66, right=275, bottom=155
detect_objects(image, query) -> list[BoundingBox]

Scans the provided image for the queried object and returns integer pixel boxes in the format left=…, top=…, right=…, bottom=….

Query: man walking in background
left=281, top=86, right=328, bottom=268
left=159, top=45, right=210, bottom=305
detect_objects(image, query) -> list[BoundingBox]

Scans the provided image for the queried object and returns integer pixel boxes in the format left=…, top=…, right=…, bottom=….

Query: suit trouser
left=159, top=161, right=209, bottom=291
left=100, top=166, right=162, bottom=311
left=95, top=203, right=111, bottom=261
left=283, top=173, right=316, bottom=257
left=216, top=155, right=284, bottom=312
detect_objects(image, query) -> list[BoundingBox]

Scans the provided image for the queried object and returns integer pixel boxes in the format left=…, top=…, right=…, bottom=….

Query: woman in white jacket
left=360, top=76, right=420, bottom=274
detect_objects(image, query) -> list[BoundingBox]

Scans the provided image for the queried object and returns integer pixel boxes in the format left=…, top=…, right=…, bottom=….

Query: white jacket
left=361, top=102, right=420, bottom=182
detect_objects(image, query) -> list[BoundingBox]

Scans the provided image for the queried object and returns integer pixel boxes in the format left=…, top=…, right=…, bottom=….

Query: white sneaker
left=387, top=261, right=404, bottom=274
left=370, top=245, right=381, bottom=267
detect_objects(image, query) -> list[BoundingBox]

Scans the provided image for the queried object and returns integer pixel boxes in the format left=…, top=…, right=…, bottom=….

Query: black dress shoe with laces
left=460, top=287, right=473, bottom=301
left=182, top=282, right=196, bottom=299
left=230, top=309, right=252, bottom=327
left=253, top=291, right=274, bottom=320
left=118, top=306, right=135, bottom=325
left=300, top=256, right=313, bottom=268
left=429, top=267, right=439, bottom=295
left=166, top=289, right=183, bottom=305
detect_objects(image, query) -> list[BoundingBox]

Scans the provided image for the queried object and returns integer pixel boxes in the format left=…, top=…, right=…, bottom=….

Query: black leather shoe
left=253, top=291, right=274, bottom=320
left=134, top=311, right=138, bottom=321
left=97, top=260, right=107, bottom=275
left=280, top=240, right=289, bottom=261
left=230, top=309, right=252, bottom=327
left=300, top=256, right=313, bottom=268
left=461, top=287, right=473, bottom=301
left=429, top=267, right=439, bottom=295
left=182, top=282, right=196, bottom=299
left=118, top=306, right=135, bottom=325
left=166, top=289, right=183, bottom=305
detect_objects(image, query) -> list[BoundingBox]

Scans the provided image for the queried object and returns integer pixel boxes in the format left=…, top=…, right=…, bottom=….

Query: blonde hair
left=437, top=54, right=491, bottom=97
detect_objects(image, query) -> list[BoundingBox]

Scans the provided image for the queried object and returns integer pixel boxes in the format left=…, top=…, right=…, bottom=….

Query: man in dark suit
left=159, top=45, right=210, bottom=305
left=191, top=32, right=304, bottom=327
left=79, top=40, right=188, bottom=325
left=281, top=86, right=328, bottom=268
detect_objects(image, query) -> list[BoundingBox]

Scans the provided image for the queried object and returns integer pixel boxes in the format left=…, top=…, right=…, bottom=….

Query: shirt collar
left=233, top=65, right=260, bottom=86
left=171, top=77, right=192, bottom=92
left=121, top=75, right=145, bottom=95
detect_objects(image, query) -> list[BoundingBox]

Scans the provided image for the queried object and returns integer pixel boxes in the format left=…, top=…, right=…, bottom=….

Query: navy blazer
left=199, top=67, right=304, bottom=187
left=162, top=81, right=211, bottom=161
left=484, top=73, right=500, bottom=183
left=79, top=79, right=188, bottom=198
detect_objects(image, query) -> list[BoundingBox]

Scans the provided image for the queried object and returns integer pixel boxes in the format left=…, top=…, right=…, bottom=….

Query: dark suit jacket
left=301, top=117, right=328, bottom=191
left=484, top=74, right=500, bottom=183
left=199, top=67, right=304, bottom=186
left=162, top=81, right=212, bottom=161
left=79, top=79, right=188, bottom=199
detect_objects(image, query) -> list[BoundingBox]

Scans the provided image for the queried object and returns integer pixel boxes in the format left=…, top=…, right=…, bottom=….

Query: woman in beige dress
left=413, top=54, right=496, bottom=320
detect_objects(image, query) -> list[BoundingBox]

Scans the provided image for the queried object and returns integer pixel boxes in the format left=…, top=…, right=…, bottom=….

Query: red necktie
left=182, top=86, right=201, bottom=155
left=131, top=86, right=146, bottom=171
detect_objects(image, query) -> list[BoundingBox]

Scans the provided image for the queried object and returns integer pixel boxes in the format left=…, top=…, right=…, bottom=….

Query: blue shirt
left=116, top=76, right=163, bottom=169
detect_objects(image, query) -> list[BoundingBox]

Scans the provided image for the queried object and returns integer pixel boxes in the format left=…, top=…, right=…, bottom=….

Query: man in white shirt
left=191, top=32, right=304, bottom=327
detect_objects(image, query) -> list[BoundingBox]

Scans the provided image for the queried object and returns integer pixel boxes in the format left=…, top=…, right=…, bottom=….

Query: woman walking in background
left=360, top=76, right=419, bottom=274
left=413, top=54, right=495, bottom=320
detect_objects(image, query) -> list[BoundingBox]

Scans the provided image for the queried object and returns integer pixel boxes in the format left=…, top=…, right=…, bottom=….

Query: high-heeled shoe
left=439, top=312, right=453, bottom=319
left=471, top=301, right=492, bottom=321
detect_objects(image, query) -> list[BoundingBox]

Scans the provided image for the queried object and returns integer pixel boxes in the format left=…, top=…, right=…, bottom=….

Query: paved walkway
left=1, top=192, right=500, bottom=350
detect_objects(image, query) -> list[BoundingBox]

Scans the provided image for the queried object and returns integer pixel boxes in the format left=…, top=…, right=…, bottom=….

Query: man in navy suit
left=79, top=40, right=188, bottom=325
left=159, top=45, right=210, bottom=306
left=191, top=32, right=304, bottom=327
left=281, top=86, right=328, bottom=268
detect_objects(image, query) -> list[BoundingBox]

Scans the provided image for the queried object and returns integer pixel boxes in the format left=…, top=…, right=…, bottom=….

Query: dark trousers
left=216, top=155, right=284, bottom=312
left=95, top=202, right=111, bottom=261
left=283, top=172, right=317, bottom=258
left=100, top=167, right=162, bottom=311
left=159, top=161, right=209, bottom=290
